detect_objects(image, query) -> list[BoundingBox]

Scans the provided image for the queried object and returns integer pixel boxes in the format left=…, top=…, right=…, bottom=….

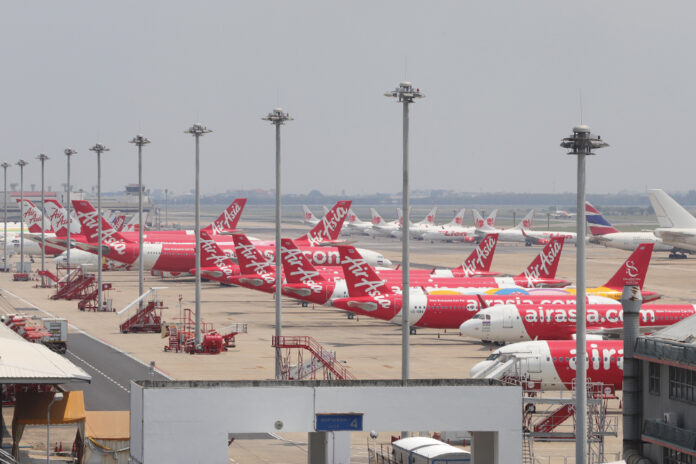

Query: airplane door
left=528, top=356, right=541, bottom=374
left=503, top=306, right=514, bottom=328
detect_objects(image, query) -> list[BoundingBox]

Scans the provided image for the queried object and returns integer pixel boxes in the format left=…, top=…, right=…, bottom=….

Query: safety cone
left=59, top=442, right=63, bottom=452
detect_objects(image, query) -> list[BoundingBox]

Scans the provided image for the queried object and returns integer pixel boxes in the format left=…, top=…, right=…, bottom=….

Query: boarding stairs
left=37, top=270, right=59, bottom=287
left=118, top=288, right=167, bottom=333
left=78, top=283, right=113, bottom=311
left=532, top=403, right=575, bottom=433
left=52, top=274, right=95, bottom=300
left=272, top=336, right=356, bottom=380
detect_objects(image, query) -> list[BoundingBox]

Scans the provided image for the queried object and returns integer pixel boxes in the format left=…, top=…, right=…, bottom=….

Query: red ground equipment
left=3, top=314, right=68, bottom=353
left=164, top=306, right=246, bottom=354
left=272, top=335, right=356, bottom=380
left=119, top=287, right=167, bottom=333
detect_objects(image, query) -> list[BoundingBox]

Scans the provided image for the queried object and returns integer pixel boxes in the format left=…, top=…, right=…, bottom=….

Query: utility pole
left=64, top=149, right=77, bottom=271
left=185, top=123, right=211, bottom=348
left=16, top=159, right=28, bottom=273
left=37, top=154, right=49, bottom=286
left=129, top=134, right=150, bottom=307
left=89, top=144, right=110, bottom=311
left=262, top=108, right=292, bottom=379
left=384, top=81, right=424, bottom=390
left=560, top=125, right=608, bottom=464
left=1, top=163, right=9, bottom=272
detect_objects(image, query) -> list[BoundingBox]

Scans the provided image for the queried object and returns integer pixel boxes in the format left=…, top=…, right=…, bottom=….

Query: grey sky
left=1, top=1, right=694, bottom=196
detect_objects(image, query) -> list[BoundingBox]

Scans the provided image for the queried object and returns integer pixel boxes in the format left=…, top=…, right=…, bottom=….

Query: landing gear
left=669, top=251, right=688, bottom=259
left=409, top=327, right=417, bottom=335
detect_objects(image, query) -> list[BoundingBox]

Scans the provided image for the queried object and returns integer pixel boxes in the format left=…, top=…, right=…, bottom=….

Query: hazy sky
left=1, top=1, right=694, bottom=196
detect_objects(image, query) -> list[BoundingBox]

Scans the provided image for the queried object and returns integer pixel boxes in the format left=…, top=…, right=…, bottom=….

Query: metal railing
left=643, top=419, right=696, bottom=451
left=636, top=337, right=696, bottom=368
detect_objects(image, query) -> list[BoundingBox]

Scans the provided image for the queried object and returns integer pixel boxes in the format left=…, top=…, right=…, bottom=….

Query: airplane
left=421, top=208, right=477, bottom=243
left=552, top=208, right=574, bottom=219
left=189, top=231, right=241, bottom=283
left=366, top=208, right=402, bottom=238
left=648, top=189, right=696, bottom=256
left=302, top=205, right=321, bottom=226
left=343, top=209, right=373, bottom=236
left=459, top=302, right=696, bottom=343
left=391, top=207, right=438, bottom=239
left=470, top=340, right=624, bottom=391
left=65, top=201, right=390, bottom=275
left=585, top=201, right=680, bottom=257
left=437, top=242, right=659, bottom=303
left=520, top=228, right=578, bottom=246
left=475, top=209, right=536, bottom=244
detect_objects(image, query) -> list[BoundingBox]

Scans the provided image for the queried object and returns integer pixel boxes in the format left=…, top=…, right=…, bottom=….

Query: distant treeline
left=157, top=189, right=696, bottom=213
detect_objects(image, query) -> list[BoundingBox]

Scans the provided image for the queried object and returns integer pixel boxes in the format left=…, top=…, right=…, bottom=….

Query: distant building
left=635, top=315, right=696, bottom=463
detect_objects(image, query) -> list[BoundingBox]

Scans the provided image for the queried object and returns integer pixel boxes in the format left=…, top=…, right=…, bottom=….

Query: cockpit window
left=486, top=353, right=500, bottom=361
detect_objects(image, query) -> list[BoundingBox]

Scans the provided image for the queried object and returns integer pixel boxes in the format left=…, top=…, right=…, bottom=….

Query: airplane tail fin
left=648, top=189, right=696, bottom=229
left=302, top=205, right=318, bottom=223
left=338, top=245, right=391, bottom=298
left=447, top=208, right=466, bottom=227
left=485, top=209, right=498, bottom=228
left=516, top=236, right=565, bottom=279
left=603, top=243, right=654, bottom=290
left=418, top=207, right=437, bottom=225
left=370, top=208, right=383, bottom=225
left=17, top=199, right=48, bottom=233
left=203, top=198, right=247, bottom=234
left=112, top=215, right=127, bottom=232
left=472, top=210, right=486, bottom=229
left=585, top=202, right=619, bottom=235
left=231, top=234, right=273, bottom=275
left=347, top=209, right=360, bottom=225
left=43, top=199, right=70, bottom=237
left=200, top=231, right=237, bottom=276
left=456, top=233, right=498, bottom=273
left=322, top=206, right=330, bottom=216
left=294, top=200, right=352, bottom=246
left=280, top=238, right=325, bottom=284
left=515, top=209, right=535, bottom=230
left=72, top=200, right=130, bottom=243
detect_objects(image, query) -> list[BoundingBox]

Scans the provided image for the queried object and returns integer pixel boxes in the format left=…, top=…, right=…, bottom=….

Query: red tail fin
left=72, top=200, right=130, bottom=243
left=43, top=199, right=70, bottom=236
left=280, top=238, right=325, bottom=284
left=295, top=200, right=351, bottom=246
left=338, top=246, right=391, bottom=298
left=17, top=199, right=46, bottom=233
left=200, top=231, right=238, bottom=278
left=112, top=215, right=126, bottom=232
left=603, top=243, right=654, bottom=289
left=231, top=234, right=274, bottom=275
left=203, top=198, right=247, bottom=234
left=456, top=233, right=498, bottom=273
left=517, top=236, right=565, bottom=280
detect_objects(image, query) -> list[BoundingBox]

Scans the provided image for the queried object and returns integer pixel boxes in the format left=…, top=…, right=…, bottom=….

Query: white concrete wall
left=130, top=381, right=522, bottom=464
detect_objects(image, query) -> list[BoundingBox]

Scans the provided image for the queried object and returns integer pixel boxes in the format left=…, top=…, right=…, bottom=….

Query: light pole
left=164, top=188, right=168, bottom=228
left=64, top=149, right=76, bottom=271
left=1, top=163, right=9, bottom=272
left=37, top=154, right=49, bottom=286
left=262, top=108, right=292, bottom=380
left=560, top=125, right=608, bottom=464
left=185, top=123, right=211, bottom=348
left=384, top=82, right=424, bottom=385
left=16, top=159, right=28, bottom=273
left=129, top=135, right=150, bottom=307
left=46, top=391, right=63, bottom=463
left=89, top=144, right=109, bottom=311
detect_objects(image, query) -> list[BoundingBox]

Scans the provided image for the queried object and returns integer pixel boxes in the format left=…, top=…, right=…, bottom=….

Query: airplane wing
left=657, top=229, right=696, bottom=242
left=72, top=241, right=111, bottom=255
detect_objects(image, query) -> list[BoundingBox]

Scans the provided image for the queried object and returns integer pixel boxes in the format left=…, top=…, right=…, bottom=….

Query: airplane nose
left=459, top=319, right=481, bottom=338
left=382, top=257, right=393, bottom=267
left=469, top=361, right=492, bottom=378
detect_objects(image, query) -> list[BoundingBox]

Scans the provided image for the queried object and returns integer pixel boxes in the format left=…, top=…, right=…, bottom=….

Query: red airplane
left=470, top=340, right=624, bottom=391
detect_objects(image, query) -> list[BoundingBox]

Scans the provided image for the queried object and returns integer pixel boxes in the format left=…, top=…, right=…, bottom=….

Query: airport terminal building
left=635, top=316, right=696, bottom=463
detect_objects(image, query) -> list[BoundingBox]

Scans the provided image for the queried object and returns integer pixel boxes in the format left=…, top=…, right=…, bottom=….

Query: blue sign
left=315, top=413, right=363, bottom=431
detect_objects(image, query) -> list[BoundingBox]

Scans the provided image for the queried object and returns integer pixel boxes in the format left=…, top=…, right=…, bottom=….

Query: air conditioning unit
left=663, top=412, right=672, bottom=424
left=663, top=412, right=682, bottom=427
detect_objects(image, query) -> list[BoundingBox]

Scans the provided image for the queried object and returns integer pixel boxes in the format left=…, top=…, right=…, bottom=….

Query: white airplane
left=475, top=209, right=536, bottom=245
left=552, top=208, right=574, bottom=219
left=521, top=228, right=578, bottom=246
left=648, top=189, right=696, bottom=256
left=391, top=207, right=438, bottom=239
left=343, top=209, right=373, bottom=236
left=301, top=205, right=320, bottom=226
left=585, top=200, right=679, bottom=256
left=422, top=208, right=497, bottom=243
left=366, top=208, right=403, bottom=238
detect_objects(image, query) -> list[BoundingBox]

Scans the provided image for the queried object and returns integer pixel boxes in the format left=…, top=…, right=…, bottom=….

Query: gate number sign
left=315, top=413, right=364, bottom=431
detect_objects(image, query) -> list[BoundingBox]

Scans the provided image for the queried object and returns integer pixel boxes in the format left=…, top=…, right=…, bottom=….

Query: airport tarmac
left=1, top=230, right=693, bottom=462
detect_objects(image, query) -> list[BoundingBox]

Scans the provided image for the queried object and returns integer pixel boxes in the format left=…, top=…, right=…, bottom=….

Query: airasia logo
left=211, top=203, right=242, bottom=234
left=201, top=238, right=236, bottom=277
left=463, top=235, right=496, bottom=272
left=567, top=344, right=623, bottom=372
left=281, top=245, right=322, bottom=292
left=75, top=209, right=127, bottom=254
left=48, top=208, right=68, bottom=230
left=23, top=206, right=41, bottom=226
left=235, top=242, right=273, bottom=274
left=522, top=240, right=561, bottom=284
left=341, top=254, right=390, bottom=309
left=305, top=206, right=348, bottom=246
